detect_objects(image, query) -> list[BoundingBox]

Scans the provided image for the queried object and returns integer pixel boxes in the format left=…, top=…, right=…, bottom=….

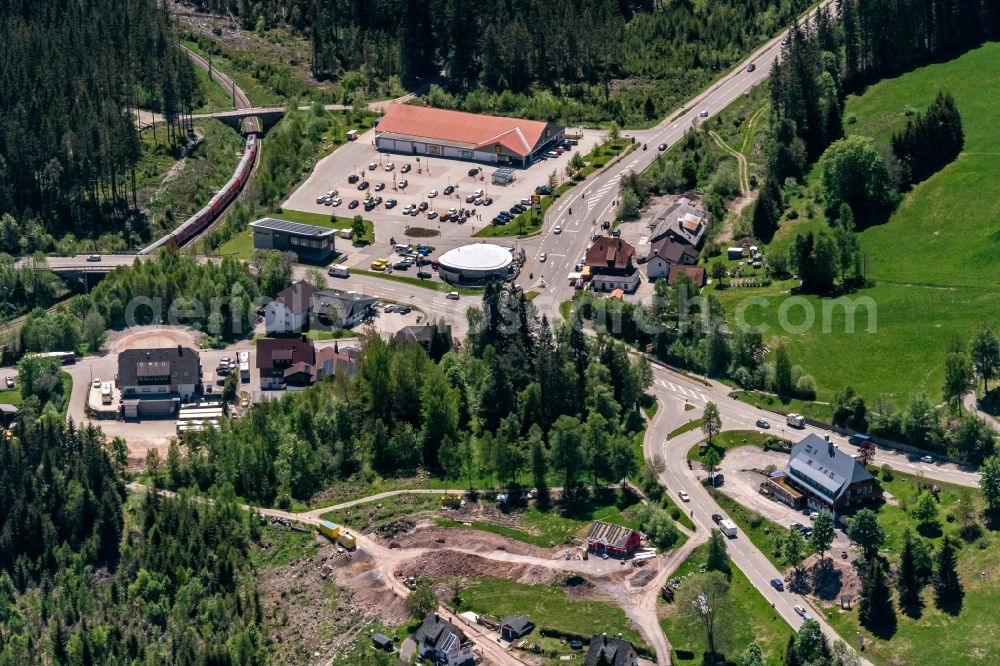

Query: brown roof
left=274, top=281, right=315, bottom=315
left=585, top=237, right=635, bottom=271
left=668, top=265, right=706, bottom=286
left=256, top=337, right=315, bottom=370
left=649, top=238, right=699, bottom=265
left=376, top=104, right=552, bottom=158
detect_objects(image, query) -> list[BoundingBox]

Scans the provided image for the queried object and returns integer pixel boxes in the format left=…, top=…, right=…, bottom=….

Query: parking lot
left=283, top=127, right=605, bottom=246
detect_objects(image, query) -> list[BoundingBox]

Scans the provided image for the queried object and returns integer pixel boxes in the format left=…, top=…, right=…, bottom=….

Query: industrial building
left=374, top=104, right=564, bottom=167
left=437, top=243, right=513, bottom=285
left=249, top=217, right=336, bottom=263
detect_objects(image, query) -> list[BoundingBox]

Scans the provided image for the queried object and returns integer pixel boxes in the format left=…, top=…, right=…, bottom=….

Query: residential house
left=649, top=199, right=709, bottom=247
left=315, top=344, right=360, bottom=380
left=264, top=281, right=315, bottom=334
left=256, top=337, right=315, bottom=390
left=584, top=635, right=639, bottom=666
left=668, top=265, right=706, bottom=287
left=411, top=612, right=475, bottom=666
left=117, top=346, right=202, bottom=418
left=769, top=433, right=883, bottom=515
left=500, top=615, right=534, bottom=641
left=585, top=237, right=640, bottom=293
left=585, top=521, right=641, bottom=558
left=311, top=290, right=377, bottom=329
left=646, top=238, right=699, bottom=280
left=371, top=633, right=393, bottom=653
left=391, top=323, right=453, bottom=357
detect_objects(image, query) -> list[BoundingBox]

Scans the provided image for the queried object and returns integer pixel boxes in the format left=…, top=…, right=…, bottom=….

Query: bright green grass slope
left=717, top=42, right=1000, bottom=403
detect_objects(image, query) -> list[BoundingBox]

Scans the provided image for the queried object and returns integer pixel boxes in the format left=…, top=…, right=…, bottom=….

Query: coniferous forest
left=0, top=0, right=196, bottom=241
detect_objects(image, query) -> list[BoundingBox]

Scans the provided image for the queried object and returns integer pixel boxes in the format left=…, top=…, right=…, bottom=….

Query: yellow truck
left=318, top=520, right=340, bottom=541
left=441, top=494, right=464, bottom=509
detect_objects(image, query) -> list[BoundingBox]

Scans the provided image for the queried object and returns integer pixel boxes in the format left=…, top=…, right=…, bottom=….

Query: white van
left=328, top=265, right=350, bottom=278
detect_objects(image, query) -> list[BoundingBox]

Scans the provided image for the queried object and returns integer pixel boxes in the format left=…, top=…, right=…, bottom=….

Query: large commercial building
left=118, top=346, right=202, bottom=418
left=375, top=104, right=564, bottom=167
left=249, top=217, right=336, bottom=263
left=437, top=243, right=513, bottom=285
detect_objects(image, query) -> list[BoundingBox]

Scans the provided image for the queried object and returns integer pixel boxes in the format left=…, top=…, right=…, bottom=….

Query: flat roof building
left=437, top=243, right=513, bottom=285
left=375, top=104, right=564, bottom=168
left=249, top=217, right=336, bottom=263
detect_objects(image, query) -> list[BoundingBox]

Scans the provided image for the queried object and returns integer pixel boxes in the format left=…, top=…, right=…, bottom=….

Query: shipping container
left=318, top=520, right=341, bottom=541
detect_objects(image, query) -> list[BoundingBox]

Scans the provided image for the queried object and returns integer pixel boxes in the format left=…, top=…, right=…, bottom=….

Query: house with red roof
left=374, top=104, right=564, bottom=167
left=585, top=237, right=640, bottom=293
left=256, top=336, right=315, bottom=390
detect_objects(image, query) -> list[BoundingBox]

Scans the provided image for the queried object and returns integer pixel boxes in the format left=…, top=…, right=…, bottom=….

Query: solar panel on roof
left=250, top=217, right=336, bottom=237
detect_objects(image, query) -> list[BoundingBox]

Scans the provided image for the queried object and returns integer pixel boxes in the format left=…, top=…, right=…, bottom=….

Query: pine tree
left=933, top=536, right=963, bottom=611
left=706, top=529, right=731, bottom=577
left=897, top=530, right=923, bottom=614
left=783, top=633, right=800, bottom=666
left=859, top=558, right=896, bottom=630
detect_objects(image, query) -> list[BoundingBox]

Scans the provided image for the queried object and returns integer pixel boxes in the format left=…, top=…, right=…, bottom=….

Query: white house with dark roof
left=770, top=433, right=883, bottom=515
left=264, top=281, right=315, bottom=334
left=648, top=199, right=709, bottom=248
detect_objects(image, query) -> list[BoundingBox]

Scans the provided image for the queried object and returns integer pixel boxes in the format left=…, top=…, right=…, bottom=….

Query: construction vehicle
left=441, top=494, right=464, bottom=509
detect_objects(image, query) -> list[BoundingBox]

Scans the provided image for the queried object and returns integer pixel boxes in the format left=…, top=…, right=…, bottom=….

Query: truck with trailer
left=337, top=532, right=356, bottom=550
left=786, top=413, right=805, bottom=428
left=719, top=519, right=738, bottom=538
left=318, top=520, right=340, bottom=542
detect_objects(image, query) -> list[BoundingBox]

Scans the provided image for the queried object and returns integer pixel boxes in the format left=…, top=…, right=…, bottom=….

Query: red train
left=140, top=134, right=258, bottom=255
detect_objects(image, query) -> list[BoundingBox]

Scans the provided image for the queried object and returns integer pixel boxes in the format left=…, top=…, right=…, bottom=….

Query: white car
left=93, top=378, right=101, bottom=388
left=316, top=195, right=326, bottom=204
left=921, top=455, right=934, bottom=463
left=699, top=110, right=709, bottom=118
left=398, top=179, right=408, bottom=188
left=368, top=162, right=377, bottom=170
left=678, top=491, right=690, bottom=502
left=331, top=197, right=342, bottom=206
left=446, top=291, right=460, bottom=300
left=384, top=162, right=394, bottom=171
left=4, top=376, right=13, bottom=389
left=553, top=226, right=562, bottom=234
left=539, top=252, right=547, bottom=262
left=794, top=605, right=813, bottom=621
left=427, top=190, right=438, bottom=198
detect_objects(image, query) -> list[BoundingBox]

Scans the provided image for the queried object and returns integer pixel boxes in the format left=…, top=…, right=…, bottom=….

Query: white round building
left=437, top=243, right=513, bottom=285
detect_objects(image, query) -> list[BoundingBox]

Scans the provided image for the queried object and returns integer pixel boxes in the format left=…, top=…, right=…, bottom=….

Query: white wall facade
left=264, top=301, right=309, bottom=334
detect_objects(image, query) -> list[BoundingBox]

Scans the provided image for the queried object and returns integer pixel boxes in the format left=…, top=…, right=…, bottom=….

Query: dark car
left=712, top=513, right=723, bottom=524
left=374, top=182, right=385, bottom=191
left=348, top=174, right=359, bottom=184
left=482, top=197, right=493, bottom=205
left=418, top=201, right=428, bottom=211
left=746, top=63, right=757, bottom=73
left=770, top=578, right=784, bottom=591
left=384, top=198, right=397, bottom=208
left=212, top=27, right=222, bottom=36
left=535, top=185, right=552, bottom=195
left=357, top=180, right=369, bottom=191
left=348, top=199, right=359, bottom=209
left=637, top=255, right=648, bottom=265
left=393, top=261, right=410, bottom=270
left=400, top=163, right=411, bottom=173
left=364, top=201, right=376, bottom=211
left=443, top=185, right=455, bottom=195
left=756, top=419, right=770, bottom=429
left=468, top=167, right=479, bottom=177
left=658, top=143, right=668, bottom=151
left=417, top=270, right=432, bottom=279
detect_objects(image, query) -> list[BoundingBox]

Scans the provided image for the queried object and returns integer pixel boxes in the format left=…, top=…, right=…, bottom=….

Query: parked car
left=357, top=180, right=369, bottom=190
left=465, top=193, right=476, bottom=203
left=417, top=270, right=432, bottom=279
left=400, top=163, right=411, bottom=173
left=5, top=376, right=14, bottom=389
left=770, top=578, right=784, bottom=591
left=331, top=197, right=342, bottom=206
left=368, top=162, right=377, bottom=170
left=398, top=179, right=408, bottom=188
left=637, top=255, right=648, bottom=265
left=348, top=174, right=359, bottom=184
left=348, top=199, right=359, bottom=209
left=443, top=185, right=455, bottom=195
left=482, top=197, right=493, bottom=205
left=374, top=182, right=385, bottom=191
left=393, top=261, right=410, bottom=270
left=790, top=522, right=804, bottom=532
left=427, top=211, right=438, bottom=220
left=535, top=185, right=552, bottom=195
left=93, top=378, right=101, bottom=388
left=468, top=167, right=479, bottom=177
left=427, top=190, right=438, bottom=198
left=384, top=162, right=394, bottom=171
left=384, top=198, right=397, bottom=208
left=756, top=419, right=770, bottom=429
left=678, top=491, right=690, bottom=502
left=418, top=201, right=428, bottom=211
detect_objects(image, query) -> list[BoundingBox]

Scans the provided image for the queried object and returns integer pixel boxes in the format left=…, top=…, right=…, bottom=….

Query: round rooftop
left=438, top=243, right=513, bottom=272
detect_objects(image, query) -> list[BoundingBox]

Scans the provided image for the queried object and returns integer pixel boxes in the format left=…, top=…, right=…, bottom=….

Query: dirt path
left=709, top=130, right=750, bottom=196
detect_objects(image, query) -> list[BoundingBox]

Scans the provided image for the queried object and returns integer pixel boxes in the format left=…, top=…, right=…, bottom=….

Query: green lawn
left=668, top=417, right=703, bottom=440
left=707, top=490, right=786, bottom=569
left=321, top=493, right=444, bottom=532
left=0, top=387, right=23, bottom=407
left=730, top=390, right=834, bottom=424
left=716, top=42, right=1000, bottom=404
left=822, top=468, right=1000, bottom=666
left=660, top=544, right=792, bottom=665
left=688, top=429, right=787, bottom=462
left=191, top=64, right=236, bottom=113
left=457, top=578, right=648, bottom=656
left=437, top=491, right=643, bottom=548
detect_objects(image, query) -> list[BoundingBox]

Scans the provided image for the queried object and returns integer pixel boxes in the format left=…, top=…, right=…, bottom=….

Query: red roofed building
left=375, top=104, right=564, bottom=167
left=585, top=521, right=641, bottom=558
left=585, top=237, right=640, bottom=293
left=668, top=265, right=706, bottom=287
left=256, top=337, right=315, bottom=390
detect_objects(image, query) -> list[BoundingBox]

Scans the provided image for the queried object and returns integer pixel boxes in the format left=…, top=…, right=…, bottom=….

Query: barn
left=374, top=104, right=564, bottom=167
left=585, top=521, right=641, bottom=558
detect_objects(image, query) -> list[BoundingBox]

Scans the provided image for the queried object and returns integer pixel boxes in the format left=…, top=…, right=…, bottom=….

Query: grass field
left=822, top=468, right=1000, bottom=665
left=730, top=390, right=835, bottom=424
left=715, top=42, right=1000, bottom=403
left=321, top=493, right=443, bottom=531
left=707, top=490, right=786, bottom=569
left=687, top=429, right=784, bottom=461
left=660, top=543, right=792, bottom=665
left=457, top=578, right=648, bottom=656
left=191, top=64, right=235, bottom=113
